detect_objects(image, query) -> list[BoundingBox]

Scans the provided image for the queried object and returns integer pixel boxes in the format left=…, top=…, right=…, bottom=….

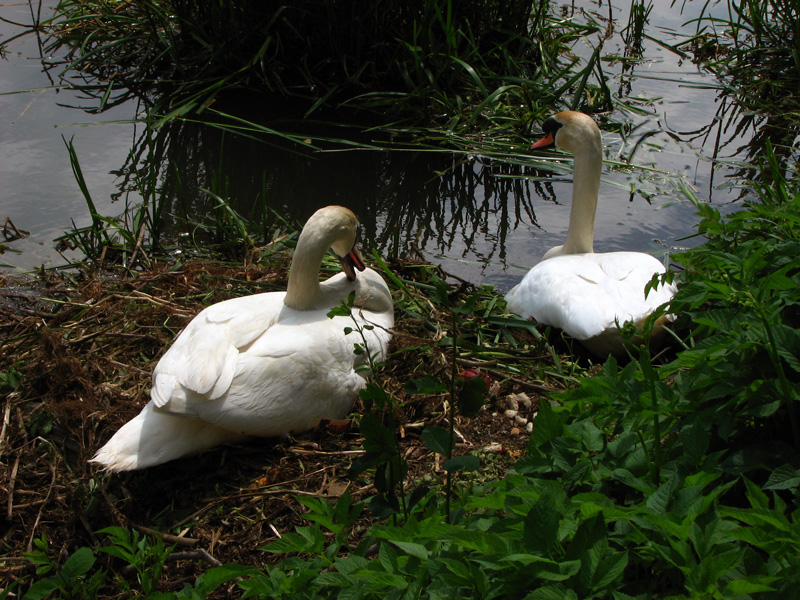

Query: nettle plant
left=326, top=258, right=495, bottom=524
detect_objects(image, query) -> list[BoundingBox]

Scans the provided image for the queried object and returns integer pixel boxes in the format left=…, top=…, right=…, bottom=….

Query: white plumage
left=505, top=111, right=676, bottom=356
left=92, top=205, right=393, bottom=472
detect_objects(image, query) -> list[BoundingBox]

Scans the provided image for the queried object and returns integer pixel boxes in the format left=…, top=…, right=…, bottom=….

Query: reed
left=44, top=0, right=601, bottom=132
left=691, top=0, right=800, bottom=118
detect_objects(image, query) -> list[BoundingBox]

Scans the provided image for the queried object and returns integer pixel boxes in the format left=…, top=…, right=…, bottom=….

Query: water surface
left=0, top=0, right=766, bottom=291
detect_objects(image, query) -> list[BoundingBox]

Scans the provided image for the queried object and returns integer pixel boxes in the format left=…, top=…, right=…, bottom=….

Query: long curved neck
left=562, top=137, right=602, bottom=255
left=284, top=227, right=331, bottom=310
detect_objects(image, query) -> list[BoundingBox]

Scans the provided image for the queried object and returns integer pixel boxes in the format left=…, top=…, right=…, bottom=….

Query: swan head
left=337, top=226, right=366, bottom=282
left=325, top=207, right=365, bottom=282
left=299, top=205, right=366, bottom=281
left=530, top=111, right=601, bottom=155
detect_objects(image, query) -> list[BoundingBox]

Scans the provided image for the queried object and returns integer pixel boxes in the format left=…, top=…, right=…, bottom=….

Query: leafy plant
left=23, top=536, right=103, bottom=600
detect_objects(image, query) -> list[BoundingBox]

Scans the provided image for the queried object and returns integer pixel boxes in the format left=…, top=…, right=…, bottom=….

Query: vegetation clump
left=45, top=0, right=584, bottom=131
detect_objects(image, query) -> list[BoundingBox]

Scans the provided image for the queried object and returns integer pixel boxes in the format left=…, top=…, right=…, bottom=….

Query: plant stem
left=446, top=307, right=457, bottom=521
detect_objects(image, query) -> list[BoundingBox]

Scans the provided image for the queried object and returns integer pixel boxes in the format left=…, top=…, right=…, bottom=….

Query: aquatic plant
left=690, top=0, right=800, bottom=123
left=36, top=0, right=621, bottom=155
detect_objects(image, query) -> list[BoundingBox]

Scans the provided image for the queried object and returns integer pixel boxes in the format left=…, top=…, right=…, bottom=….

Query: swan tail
left=90, top=402, right=245, bottom=473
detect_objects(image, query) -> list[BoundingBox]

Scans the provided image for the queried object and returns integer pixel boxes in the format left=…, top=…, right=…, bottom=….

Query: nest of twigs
left=0, top=257, right=556, bottom=594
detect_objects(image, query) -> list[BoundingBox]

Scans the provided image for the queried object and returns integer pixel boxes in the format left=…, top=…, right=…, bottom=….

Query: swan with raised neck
left=504, top=111, right=677, bottom=357
left=534, top=111, right=603, bottom=259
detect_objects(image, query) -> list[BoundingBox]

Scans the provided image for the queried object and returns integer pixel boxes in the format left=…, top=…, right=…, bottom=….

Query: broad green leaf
left=443, top=455, right=480, bottom=473
left=725, top=578, right=778, bottom=594
left=191, top=565, right=258, bottom=595
left=59, top=547, right=96, bottom=581
left=422, top=425, right=452, bottom=456
left=391, top=541, right=430, bottom=560
left=21, top=579, right=60, bottom=600
left=594, top=551, right=629, bottom=590
left=524, top=583, right=579, bottom=600
left=764, top=463, right=800, bottom=490
left=530, top=400, right=564, bottom=450
left=458, top=376, right=487, bottom=418
left=404, top=376, right=447, bottom=395
left=523, top=494, right=561, bottom=556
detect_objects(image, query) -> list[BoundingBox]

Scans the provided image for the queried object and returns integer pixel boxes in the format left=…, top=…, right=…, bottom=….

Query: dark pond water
left=0, top=0, right=765, bottom=291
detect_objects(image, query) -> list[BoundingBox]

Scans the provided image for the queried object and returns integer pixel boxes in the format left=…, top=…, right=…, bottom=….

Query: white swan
left=91, top=205, right=394, bottom=472
left=504, top=111, right=676, bottom=357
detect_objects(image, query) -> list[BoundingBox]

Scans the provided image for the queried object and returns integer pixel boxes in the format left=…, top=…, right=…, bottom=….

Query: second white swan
left=504, top=111, right=676, bottom=356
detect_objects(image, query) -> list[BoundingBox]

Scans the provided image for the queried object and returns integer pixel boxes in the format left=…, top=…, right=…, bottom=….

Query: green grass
left=688, top=0, right=800, bottom=126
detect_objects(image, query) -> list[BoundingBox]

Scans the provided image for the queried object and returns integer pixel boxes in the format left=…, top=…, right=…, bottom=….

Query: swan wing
left=151, top=292, right=285, bottom=408
left=178, top=306, right=392, bottom=436
left=505, top=252, right=674, bottom=340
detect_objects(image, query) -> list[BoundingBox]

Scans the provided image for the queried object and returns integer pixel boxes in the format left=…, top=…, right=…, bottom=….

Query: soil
left=0, top=258, right=557, bottom=595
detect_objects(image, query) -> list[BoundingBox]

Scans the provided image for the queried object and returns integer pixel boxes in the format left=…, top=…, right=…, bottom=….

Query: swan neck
left=284, top=229, right=329, bottom=310
left=562, top=141, right=601, bottom=255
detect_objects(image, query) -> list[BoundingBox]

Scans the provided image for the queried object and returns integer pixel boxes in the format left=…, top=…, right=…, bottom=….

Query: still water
left=0, top=1, right=762, bottom=291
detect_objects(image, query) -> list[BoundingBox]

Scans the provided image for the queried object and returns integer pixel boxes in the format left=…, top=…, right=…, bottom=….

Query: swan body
left=92, top=206, right=393, bottom=472
left=505, top=111, right=676, bottom=356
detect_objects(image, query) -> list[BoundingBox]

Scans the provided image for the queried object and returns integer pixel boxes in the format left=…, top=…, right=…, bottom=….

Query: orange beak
left=530, top=131, right=556, bottom=150
left=340, top=244, right=366, bottom=281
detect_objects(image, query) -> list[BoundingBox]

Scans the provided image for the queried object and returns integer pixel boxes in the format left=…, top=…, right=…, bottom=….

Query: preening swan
left=504, top=111, right=676, bottom=357
left=91, top=205, right=394, bottom=472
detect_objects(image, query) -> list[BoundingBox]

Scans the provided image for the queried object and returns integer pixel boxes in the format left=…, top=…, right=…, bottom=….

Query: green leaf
left=359, top=382, right=390, bottom=409
left=764, top=463, right=800, bottom=490
left=190, top=565, right=258, bottom=596
left=359, top=412, right=397, bottom=454
left=443, top=455, right=480, bottom=473
left=58, top=547, right=96, bottom=581
left=530, top=400, right=564, bottom=450
left=594, top=551, right=629, bottom=590
left=21, top=579, right=60, bottom=600
left=404, top=376, right=447, bottom=395
left=422, top=425, right=453, bottom=456
left=391, top=541, right=430, bottom=560
left=725, top=578, right=778, bottom=594
left=523, top=493, right=561, bottom=556
left=458, top=376, right=487, bottom=418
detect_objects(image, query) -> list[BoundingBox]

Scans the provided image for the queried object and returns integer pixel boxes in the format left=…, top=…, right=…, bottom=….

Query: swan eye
left=542, top=116, right=562, bottom=137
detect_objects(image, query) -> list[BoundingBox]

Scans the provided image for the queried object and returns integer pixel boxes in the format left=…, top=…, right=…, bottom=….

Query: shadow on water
left=115, top=117, right=554, bottom=274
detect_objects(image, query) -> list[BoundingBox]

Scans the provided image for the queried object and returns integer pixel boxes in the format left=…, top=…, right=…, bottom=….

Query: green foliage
left=20, top=531, right=251, bottom=600
left=21, top=142, right=800, bottom=599
left=0, top=366, right=22, bottom=395
left=42, top=0, right=584, bottom=124
left=23, top=536, right=102, bottom=600
left=228, top=143, right=800, bottom=598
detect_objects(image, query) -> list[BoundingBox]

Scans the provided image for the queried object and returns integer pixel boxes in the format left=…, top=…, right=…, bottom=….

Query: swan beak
left=531, top=132, right=555, bottom=150
left=340, top=244, right=366, bottom=281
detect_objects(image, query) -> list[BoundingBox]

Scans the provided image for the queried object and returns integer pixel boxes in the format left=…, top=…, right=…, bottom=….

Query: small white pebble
left=525, top=422, right=533, bottom=433
left=504, top=394, right=519, bottom=411
left=503, top=409, right=518, bottom=420
left=516, top=393, right=532, bottom=410
left=515, top=415, right=528, bottom=426
left=481, top=442, right=504, bottom=453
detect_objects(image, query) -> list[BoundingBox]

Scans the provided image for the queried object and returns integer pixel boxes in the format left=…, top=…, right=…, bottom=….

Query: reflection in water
left=116, top=118, right=559, bottom=277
